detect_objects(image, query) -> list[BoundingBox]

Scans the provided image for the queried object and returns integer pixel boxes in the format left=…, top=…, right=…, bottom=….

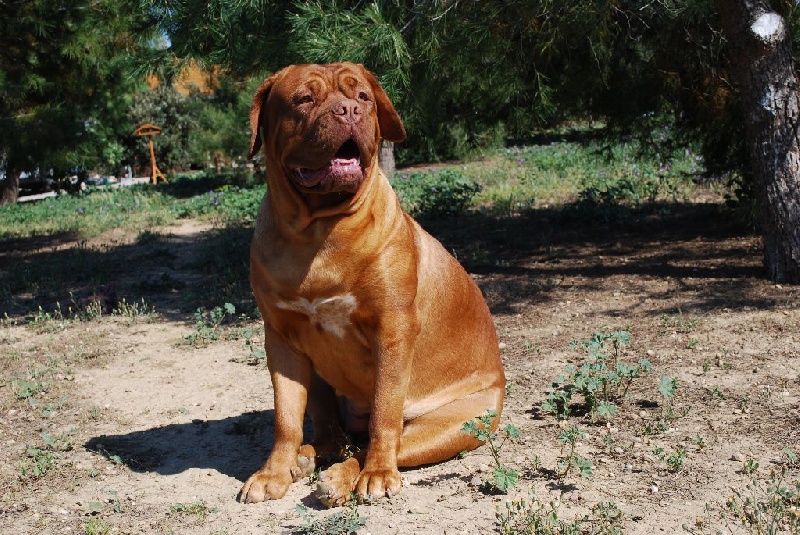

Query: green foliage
left=127, top=85, right=198, bottom=172
left=0, top=0, right=152, bottom=200
left=542, top=330, right=650, bottom=421
left=391, top=169, right=481, bottom=218
left=462, top=409, right=520, bottom=493
left=83, top=517, right=112, bottom=535
left=556, top=425, right=593, bottom=479
left=652, top=446, right=687, bottom=473
left=498, top=495, right=624, bottom=535
left=722, top=464, right=800, bottom=534
left=174, top=184, right=266, bottom=223
left=168, top=501, right=216, bottom=523
left=183, top=302, right=236, bottom=346
left=19, top=431, right=74, bottom=480
left=296, top=499, right=367, bottom=535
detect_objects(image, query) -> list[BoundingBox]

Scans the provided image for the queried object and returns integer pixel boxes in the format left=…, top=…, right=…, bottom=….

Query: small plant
left=653, top=446, right=687, bottom=473
left=658, top=314, right=697, bottom=334
left=497, top=494, right=624, bottom=535
left=296, top=498, right=366, bottom=535
left=230, top=328, right=267, bottom=365
left=14, top=378, right=46, bottom=400
left=20, top=446, right=54, bottom=479
left=723, top=464, right=800, bottom=534
left=183, top=302, right=236, bottom=345
left=83, top=517, right=112, bottom=535
left=557, top=425, right=593, bottom=479
left=28, top=304, right=70, bottom=333
left=112, top=297, right=156, bottom=323
left=168, top=500, right=215, bottom=523
left=462, top=409, right=520, bottom=493
left=742, top=459, right=759, bottom=476
left=542, top=329, right=650, bottom=421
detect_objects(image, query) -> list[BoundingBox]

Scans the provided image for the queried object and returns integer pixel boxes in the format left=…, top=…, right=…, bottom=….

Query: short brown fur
left=239, top=63, right=505, bottom=506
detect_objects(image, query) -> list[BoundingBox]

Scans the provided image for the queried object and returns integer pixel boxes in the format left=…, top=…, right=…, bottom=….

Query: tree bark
left=717, top=0, right=800, bottom=282
left=379, top=140, right=397, bottom=178
left=0, top=164, right=20, bottom=205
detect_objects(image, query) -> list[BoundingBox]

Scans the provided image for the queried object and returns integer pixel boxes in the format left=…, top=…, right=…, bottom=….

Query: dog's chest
left=274, top=294, right=357, bottom=338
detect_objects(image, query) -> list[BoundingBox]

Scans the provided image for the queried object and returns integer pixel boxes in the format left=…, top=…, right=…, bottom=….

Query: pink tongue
left=297, top=158, right=360, bottom=186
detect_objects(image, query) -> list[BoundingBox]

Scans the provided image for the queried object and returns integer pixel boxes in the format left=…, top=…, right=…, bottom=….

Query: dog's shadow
left=84, top=410, right=303, bottom=482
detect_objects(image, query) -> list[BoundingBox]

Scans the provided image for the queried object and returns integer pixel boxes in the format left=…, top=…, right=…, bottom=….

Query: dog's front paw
left=238, top=468, right=292, bottom=503
left=355, top=467, right=402, bottom=501
left=315, top=457, right=360, bottom=508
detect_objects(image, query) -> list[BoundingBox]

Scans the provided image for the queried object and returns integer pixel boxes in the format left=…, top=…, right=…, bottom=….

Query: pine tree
left=0, top=0, right=151, bottom=204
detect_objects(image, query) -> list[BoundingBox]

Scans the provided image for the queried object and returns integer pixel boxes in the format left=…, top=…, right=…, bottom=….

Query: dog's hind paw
left=291, top=444, right=318, bottom=482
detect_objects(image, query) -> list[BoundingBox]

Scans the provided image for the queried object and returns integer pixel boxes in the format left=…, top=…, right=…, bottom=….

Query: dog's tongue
left=295, top=157, right=361, bottom=188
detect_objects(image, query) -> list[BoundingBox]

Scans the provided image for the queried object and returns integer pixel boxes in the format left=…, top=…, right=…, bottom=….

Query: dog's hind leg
left=396, top=384, right=505, bottom=467
left=314, top=383, right=504, bottom=506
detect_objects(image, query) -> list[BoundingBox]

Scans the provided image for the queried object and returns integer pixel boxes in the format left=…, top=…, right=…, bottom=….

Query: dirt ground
left=1, top=200, right=798, bottom=534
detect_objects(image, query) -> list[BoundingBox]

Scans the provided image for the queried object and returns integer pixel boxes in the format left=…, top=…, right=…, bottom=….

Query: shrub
left=391, top=169, right=481, bottom=217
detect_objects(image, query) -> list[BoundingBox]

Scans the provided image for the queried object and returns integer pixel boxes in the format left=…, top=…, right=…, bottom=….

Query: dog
left=238, top=62, right=505, bottom=507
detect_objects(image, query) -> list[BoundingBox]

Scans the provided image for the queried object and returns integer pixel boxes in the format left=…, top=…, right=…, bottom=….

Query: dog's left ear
left=248, top=72, right=281, bottom=159
left=361, top=67, right=406, bottom=143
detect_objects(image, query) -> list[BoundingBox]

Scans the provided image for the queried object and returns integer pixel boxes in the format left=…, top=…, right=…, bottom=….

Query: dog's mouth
left=291, top=139, right=365, bottom=192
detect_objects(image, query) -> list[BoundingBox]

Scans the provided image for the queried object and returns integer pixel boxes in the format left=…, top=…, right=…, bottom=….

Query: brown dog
left=238, top=62, right=505, bottom=507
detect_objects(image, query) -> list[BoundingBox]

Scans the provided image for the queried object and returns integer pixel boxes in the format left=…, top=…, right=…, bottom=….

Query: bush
left=391, top=169, right=481, bottom=217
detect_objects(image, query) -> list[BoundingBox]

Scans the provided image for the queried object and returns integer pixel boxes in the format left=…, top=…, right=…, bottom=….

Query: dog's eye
left=357, top=91, right=370, bottom=102
left=296, top=95, right=314, bottom=105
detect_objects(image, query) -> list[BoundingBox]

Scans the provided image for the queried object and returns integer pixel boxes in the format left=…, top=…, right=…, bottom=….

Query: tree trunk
left=717, top=0, right=800, bottom=282
left=379, top=140, right=396, bottom=178
left=0, top=165, right=20, bottom=205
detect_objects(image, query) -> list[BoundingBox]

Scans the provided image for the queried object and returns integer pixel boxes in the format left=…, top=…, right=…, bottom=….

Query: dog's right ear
left=248, top=72, right=280, bottom=160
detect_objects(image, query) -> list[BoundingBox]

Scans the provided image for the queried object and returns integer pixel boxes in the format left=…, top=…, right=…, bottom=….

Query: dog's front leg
left=356, top=323, right=417, bottom=500
left=238, top=328, right=311, bottom=503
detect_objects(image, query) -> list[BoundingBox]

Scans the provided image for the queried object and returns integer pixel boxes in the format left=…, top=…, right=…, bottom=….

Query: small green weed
left=542, top=329, right=650, bottom=421
left=658, top=314, right=698, bottom=334
left=556, top=425, right=593, bottom=479
left=14, top=378, right=47, bottom=400
left=643, top=376, right=683, bottom=435
left=296, top=498, right=366, bottom=535
left=168, top=500, right=216, bottom=523
left=722, top=463, right=800, bottom=534
left=18, top=430, right=74, bottom=480
left=183, top=302, right=236, bottom=345
left=83, top=517, right=112, bottom=535
left=462, top=409, right=520, bottom=493
left=497, top=494, right=624, bottom=535
left=653, top=446, right=687, bottom=473
left=112, top=297, right=156, bottom=324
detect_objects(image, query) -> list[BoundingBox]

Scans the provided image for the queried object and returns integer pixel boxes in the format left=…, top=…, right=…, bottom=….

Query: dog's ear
left=361, top=67, right=406, bottom=143
left=248, top=72, right=281, bottom=160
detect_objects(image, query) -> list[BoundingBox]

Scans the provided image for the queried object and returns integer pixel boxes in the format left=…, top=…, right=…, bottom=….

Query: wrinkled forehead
left=272, top=63, right=367, bottom=101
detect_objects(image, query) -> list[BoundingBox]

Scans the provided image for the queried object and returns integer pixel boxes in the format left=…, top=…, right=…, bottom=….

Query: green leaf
left=594, top=401, right=618, bottom=419
left=658, top=376, right=678, bottom=398
left=504, top=424, right=521, bottom=439
left=493, top=466, right=519, bottom=492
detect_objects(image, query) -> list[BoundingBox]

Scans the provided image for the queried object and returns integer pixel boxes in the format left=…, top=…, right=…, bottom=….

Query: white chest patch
left=275, top=294, right=357, bottom=338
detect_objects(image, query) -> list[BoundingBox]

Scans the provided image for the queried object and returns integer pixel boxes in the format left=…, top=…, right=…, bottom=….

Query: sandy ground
left=1, top=205, right=798, bottom=534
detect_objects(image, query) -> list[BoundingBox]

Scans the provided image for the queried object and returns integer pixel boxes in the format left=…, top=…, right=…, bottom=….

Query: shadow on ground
left=84, top=411, right=277, bottom=482
left=1, top=200, right=777, bottom=323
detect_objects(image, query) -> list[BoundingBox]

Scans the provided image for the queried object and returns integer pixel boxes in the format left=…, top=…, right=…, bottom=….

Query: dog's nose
left=332, top=99, right=362, bottom=124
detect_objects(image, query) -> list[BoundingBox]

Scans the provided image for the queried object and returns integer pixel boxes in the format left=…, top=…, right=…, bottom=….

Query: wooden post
left=136, top=124, right=168, bottom=184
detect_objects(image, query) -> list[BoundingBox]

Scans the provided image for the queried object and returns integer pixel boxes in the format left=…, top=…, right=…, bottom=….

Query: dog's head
left=248, top=63, right=405, bottom=197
